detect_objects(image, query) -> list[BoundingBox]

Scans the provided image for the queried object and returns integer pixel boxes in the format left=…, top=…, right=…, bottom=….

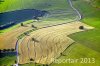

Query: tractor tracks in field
left=18, top=28, right=74, bottom=64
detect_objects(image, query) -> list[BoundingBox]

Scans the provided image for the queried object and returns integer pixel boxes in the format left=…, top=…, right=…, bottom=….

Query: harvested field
left=18, top=22, right=93, bottom=64
left=0, top=24, right=32, bottom=49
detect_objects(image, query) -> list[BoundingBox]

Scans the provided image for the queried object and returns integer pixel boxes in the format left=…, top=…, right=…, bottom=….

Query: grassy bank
left=0, top=20, right=33, bottom=35
left=0, top=0, right=71, bottom=13
left=0, top=55, right=16, bottom=66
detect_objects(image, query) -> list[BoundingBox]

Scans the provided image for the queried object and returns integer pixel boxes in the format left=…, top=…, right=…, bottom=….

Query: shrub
left=20, top=23, right=24, bottom=26
left=11, top=48, right=15, bottom=52
left=0, top=49, right=2, bottom=53
left=30, top=58, right=34, bottom=61
left=7, top=49, right=11, bottom=52
left=3, top=49, right=7, bottom=52
left=79, top=26, right=84, bottom=29
left=15, top=60, right=17, bottom=63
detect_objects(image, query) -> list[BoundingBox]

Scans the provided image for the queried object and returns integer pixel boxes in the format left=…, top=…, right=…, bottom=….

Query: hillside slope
left=0, top=0, right=72, bottom=13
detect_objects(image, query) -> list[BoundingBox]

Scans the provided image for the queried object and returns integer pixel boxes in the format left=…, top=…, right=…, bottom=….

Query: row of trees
left=0, top=48, right=15, bottom=53
left=21, top=23, right=37, bottom=29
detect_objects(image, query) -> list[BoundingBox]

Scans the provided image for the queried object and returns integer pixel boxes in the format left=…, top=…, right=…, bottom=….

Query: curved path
left=67, top=0, right=81, bottom=20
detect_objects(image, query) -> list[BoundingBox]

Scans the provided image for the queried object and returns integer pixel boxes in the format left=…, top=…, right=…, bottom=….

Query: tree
left=7, top=49, right=10, bottom=52
left=32, top=38, right=35, bottom=41
left=43, top=64, right=45, bottom=66
left=3, top=49, right=7, bottom=52
left=32, top=38, right=39, bottom=42
left=30, top=58, right=34, bottom=61
left=31, top=25, right=37, bottom=29
left=20, top=23, right=24, bottom=26
left=11, top=48, right=15, bottom=52
left=32, top=24, right=35, bottom=28
left=3, top=65, right=7, bottom=66
left=60, top=53, right=66, bottom=56
left=15, top=60, right=17, bottom=64
left=45, top=64, right=49, bottom=66
left=0, top=49, right=2, bottom=53
left=33, top=16, right=40, bottom=22
left=24, top=32, right=29, bottom=36
left=43, top=64, right=49, bottom=66
left=36, top=17, right=39, bottom=21
left=79, top=26, right=84, bottom=30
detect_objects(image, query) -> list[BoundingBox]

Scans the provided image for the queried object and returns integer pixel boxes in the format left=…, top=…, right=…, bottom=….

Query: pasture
left=51, top=0, right=100, bottom=66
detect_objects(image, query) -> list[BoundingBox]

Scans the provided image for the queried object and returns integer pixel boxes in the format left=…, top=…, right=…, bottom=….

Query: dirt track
left=18, top=22, right=93, bottom=64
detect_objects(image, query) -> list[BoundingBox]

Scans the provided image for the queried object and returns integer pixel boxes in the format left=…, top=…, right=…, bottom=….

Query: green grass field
left=0, top=56, right=16, bottom=66
left=70, top=0, right=100, bottom=52
left=51, top=0, right=100, bottom=66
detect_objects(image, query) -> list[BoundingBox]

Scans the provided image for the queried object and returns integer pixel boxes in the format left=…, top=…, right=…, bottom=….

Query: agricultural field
left=0, top=0, right=100, bottom=66
left=18, top=22, right=93, bottom=64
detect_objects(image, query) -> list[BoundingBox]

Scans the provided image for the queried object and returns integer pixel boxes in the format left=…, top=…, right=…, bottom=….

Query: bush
left=20, top=23, right=24, bottom=26
left=10, top=48, right=15, bottom=52
left=79, top=26, right=84, bottom=29
left=3, top=49, right=7, bottom=52
left=30, top=58, right=34, bottom=61
left=6, top=49, right=11, bottom=52
left=0, top=49, right=2, bottom=53
left=31, top=24, right=35, bottom=28
left=15, top=60, right=17, bottom=63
